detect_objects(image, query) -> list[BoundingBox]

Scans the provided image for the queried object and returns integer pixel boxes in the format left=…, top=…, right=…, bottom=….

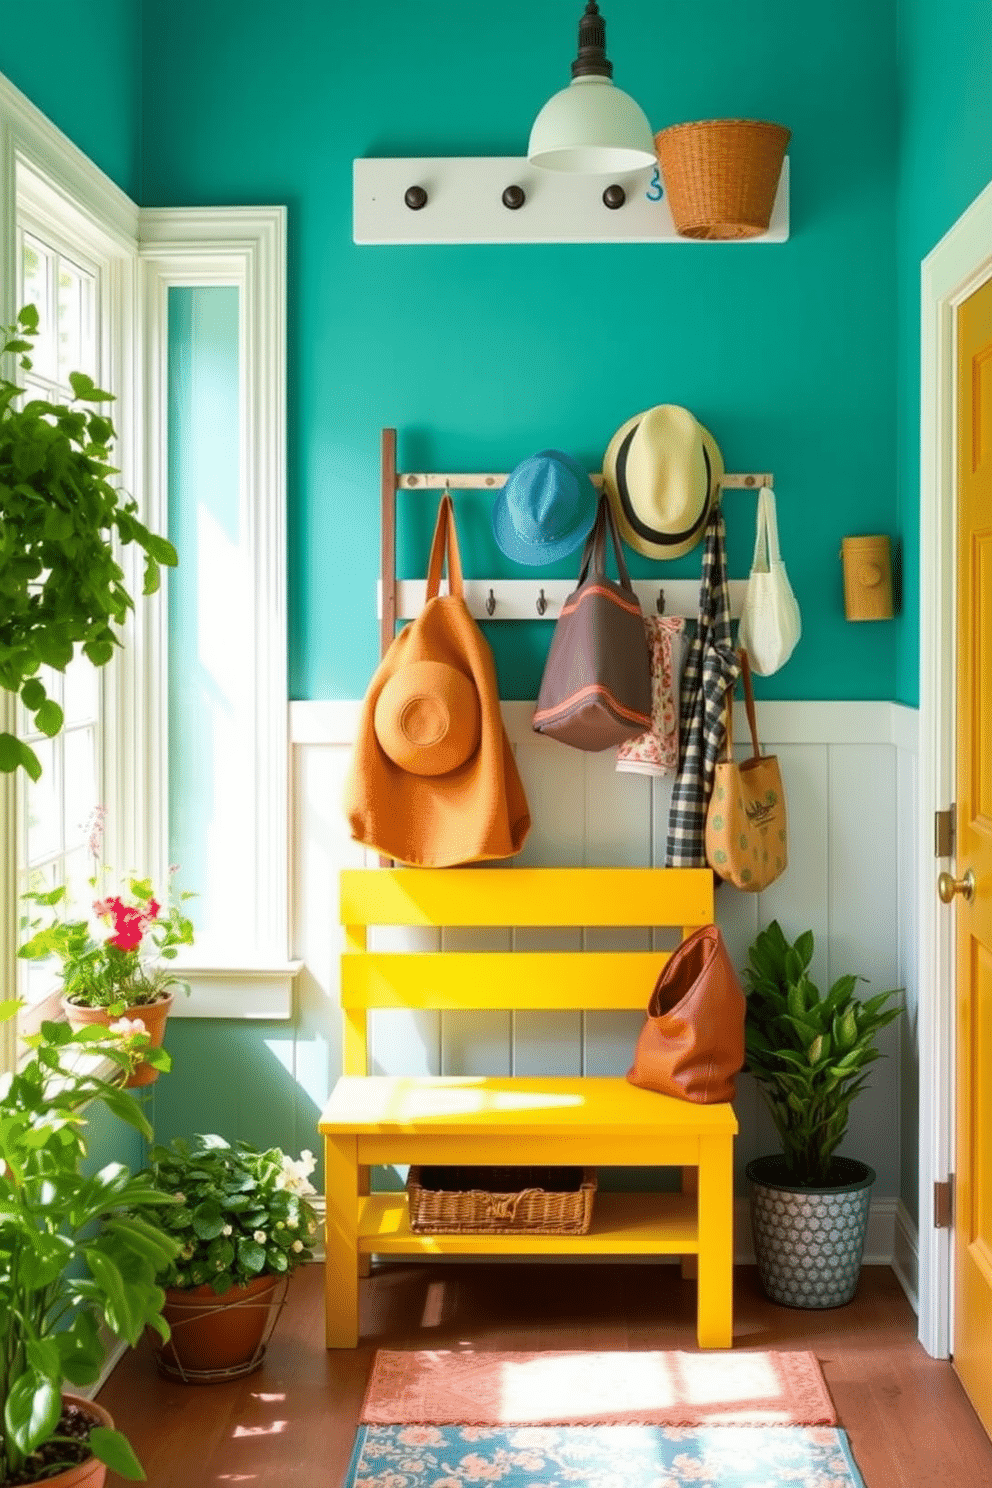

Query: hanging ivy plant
left=0, top=304, right=177, bottom=778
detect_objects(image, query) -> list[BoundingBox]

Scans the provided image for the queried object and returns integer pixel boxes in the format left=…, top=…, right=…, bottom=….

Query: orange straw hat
left=374, top=660, right=481, bottom=777
left=602, top=404, right=724, bottom=560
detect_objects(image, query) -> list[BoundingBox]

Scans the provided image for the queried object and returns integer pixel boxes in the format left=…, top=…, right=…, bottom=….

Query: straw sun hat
left=602, top=405, right=724, bottom=560
left=373, top=659, right=481, bottom=777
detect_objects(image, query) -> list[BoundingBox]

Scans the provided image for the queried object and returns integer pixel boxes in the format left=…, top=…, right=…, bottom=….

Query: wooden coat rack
left=379, top=427, right=774, bottom=657
left=380, top=425, right=773, bottom=657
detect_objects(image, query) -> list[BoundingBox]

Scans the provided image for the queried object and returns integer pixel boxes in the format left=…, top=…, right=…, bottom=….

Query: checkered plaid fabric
left=665, top=508, right=740, bottom=868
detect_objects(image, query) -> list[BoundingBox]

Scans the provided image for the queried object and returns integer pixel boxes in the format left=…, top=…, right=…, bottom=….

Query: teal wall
left=141, top=0, right=900, bottom=703
left=894, top=0, right=992, bottom=706
left=0, top=3, right=142, bottom=200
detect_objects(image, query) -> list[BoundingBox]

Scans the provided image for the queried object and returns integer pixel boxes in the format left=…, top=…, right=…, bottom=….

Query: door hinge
left=934, top=1176, right=954, bottom=1229
left=934, top=807, right=956, bottom=859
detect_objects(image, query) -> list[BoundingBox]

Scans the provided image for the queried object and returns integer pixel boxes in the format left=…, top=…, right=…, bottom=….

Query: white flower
left=174, top=1192, right=186, bottom=1203
left=291, top=1240, right=303, bottom=1253
left=222, top=1224, right=233, bottom=1237
left=286, top=1218, right=298, bottom=1230
left=253, top=1229, right=267, bottom=1244
left=275, top=1149, right=317, bottom=1196
left=109, top=1016, right=147, bottom=1037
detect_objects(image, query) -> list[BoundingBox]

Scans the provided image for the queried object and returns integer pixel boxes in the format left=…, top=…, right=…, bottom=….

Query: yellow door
left=952, top=273, right=992, bottom=1431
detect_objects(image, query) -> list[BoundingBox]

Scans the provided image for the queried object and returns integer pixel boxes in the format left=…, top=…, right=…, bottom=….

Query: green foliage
left=136, top=1135, right=319, bottom=1295
left=743, top=921, right=903, bottom=1187
left=0, top=1008, right=180, bottom=1482
left=18, top=872, right=195, bottom=1012
left=0, top=304, right=178, bottom=778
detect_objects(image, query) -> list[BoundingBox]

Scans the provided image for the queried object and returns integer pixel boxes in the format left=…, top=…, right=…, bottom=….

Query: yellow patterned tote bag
left=705, top=650, right=787, bottom=891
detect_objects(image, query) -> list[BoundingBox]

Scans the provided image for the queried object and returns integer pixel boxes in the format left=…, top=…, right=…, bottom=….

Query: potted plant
left=742, top=920, right=903, bottom=1308
left=133, top=1135, right=319, bottom=1381
left=18, top=864, right=195, bottom=1088
left=0, top=304, right=178, bottom=780
left=0, top=1004, right=180, bottom=1485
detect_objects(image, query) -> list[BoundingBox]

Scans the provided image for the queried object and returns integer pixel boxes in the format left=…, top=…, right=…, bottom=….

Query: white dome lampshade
left=528, top=2, right=655, bottom=174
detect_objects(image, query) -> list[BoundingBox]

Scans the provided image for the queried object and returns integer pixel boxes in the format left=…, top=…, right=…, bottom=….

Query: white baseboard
left=74, top=1334, right=129, bottom=1400
left=891, top=1199, right=920, bottom=1314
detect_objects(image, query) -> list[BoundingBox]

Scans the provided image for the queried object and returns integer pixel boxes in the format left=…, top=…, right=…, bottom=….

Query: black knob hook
left=656, top=588, right=666, bottom=615
left=486, top=589, right=496, bottom=616
left=536, top=589, right=548, bottom=616
left=602, top=184, right=626, bottom=210
left=502, top=184, right=526, bottom=210
left=404, top=185, right=428, bottom=210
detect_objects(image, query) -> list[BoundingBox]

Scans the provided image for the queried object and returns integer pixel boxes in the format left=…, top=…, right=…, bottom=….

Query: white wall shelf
left=353, top=156, right=790, bottom=246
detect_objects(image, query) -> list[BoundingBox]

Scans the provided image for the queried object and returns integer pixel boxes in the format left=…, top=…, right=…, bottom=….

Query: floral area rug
left=343, top=1424, right=867, bottom=1488
left=361, top=1349, right=837, bottom=1427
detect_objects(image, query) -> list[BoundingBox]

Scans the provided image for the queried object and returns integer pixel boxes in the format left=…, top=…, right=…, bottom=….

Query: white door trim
left=918, top=176, right=992, bottom=1358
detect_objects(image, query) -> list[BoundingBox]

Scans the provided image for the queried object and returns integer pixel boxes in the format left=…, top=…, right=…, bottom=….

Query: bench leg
left=358, top=1165, right=371, bottom=1278
left=680, top=1166, right=697, bottom=1280
left=696, top=1133, right=734, bottom=1349
left=324, top=1134, right=360, bottom=1347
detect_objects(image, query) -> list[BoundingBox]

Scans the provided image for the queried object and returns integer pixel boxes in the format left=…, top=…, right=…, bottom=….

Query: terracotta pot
left=20, top=1393, right=115, bottom=1487
left=153, top=1274, right=284, bottom=1382
left=61, top=991, right=173, bottom=1087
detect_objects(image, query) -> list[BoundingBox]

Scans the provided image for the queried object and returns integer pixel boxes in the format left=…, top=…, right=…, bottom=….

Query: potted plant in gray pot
left=742, top=920, right=902, bottom=1308
left=0, top=1005, right=180, bottom=1485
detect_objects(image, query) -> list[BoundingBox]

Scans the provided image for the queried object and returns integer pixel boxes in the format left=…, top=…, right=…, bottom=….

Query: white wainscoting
left=291, top=699, right=920, bottom=1271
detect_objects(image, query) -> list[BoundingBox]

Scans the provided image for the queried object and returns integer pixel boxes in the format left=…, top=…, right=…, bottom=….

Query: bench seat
left=320, top=867, right=738, bottom=1351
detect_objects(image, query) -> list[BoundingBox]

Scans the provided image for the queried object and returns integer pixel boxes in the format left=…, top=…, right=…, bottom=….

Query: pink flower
left=147, top=898, right=161, bottom=919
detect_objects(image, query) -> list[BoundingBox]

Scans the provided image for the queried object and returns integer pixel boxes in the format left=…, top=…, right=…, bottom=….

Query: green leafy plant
left=742, top=921, right=903, bottom=1186
left=139, top=1135, right=319, bottom=1294
left=0, top=1005, right=180, bottom=1483
left=18, top=869, right=195, bottom=1013
left=0, top=304, right=178, bottom=780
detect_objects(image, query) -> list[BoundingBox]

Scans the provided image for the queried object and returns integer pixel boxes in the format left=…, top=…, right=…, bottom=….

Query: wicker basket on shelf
left=653, top=118, right=791, bottom=240
left=407, top=1165, right=597, bottom=1235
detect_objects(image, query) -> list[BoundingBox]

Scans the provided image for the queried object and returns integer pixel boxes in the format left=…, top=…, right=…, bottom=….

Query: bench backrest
left=339, top=866, right=714, bottom=1076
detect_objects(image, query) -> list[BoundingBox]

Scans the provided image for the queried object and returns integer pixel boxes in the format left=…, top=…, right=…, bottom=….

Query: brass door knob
left=938, top=869, right=975, bottom=903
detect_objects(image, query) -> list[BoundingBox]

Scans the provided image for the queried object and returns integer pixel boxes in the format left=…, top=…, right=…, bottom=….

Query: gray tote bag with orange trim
left=533, top=495, right=652, bottom=751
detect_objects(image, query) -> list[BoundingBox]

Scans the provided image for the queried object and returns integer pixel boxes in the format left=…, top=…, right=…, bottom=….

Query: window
left=14, top=227, right=104, bottom=1032
left=0, top=78, right=145, bottom=1068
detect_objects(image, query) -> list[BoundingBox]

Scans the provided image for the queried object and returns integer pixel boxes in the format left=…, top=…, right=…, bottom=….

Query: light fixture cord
left=571, top=0, right=613, bottom=79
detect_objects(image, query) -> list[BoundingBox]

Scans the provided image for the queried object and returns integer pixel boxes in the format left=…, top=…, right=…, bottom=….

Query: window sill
left=170, top=960, right=303, bottom=1020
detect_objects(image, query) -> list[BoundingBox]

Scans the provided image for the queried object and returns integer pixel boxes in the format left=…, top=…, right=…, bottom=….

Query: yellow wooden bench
left=320, top=866, right=738, bottom=1350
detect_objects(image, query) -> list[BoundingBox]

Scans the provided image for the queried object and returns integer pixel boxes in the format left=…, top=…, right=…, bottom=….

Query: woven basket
left=407, top=1165, right=597, bottom=1234
left=653, top=119, right=791, bottom=240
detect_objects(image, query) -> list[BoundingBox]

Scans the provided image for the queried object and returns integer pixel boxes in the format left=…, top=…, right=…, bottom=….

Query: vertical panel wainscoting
left=290, top=700, right=919, bottom=1267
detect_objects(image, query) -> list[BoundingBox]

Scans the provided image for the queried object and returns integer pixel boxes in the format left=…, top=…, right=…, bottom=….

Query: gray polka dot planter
left=746, top=1154, right=876, bottom=1309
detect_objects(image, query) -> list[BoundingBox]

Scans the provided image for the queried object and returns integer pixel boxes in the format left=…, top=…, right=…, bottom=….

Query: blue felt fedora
left=492, top=449, right=598, bottom=566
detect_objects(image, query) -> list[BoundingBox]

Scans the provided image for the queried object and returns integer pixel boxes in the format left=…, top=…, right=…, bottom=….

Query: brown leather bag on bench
left=626, top=924, right=745, bottom=1103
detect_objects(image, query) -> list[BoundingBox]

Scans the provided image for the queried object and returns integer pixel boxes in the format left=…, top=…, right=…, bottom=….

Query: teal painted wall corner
left=0, top=3, right=142, bottom=200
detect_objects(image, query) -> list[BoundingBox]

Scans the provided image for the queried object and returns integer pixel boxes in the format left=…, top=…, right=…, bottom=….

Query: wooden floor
left=98, top=1260, right=992, bottom=1486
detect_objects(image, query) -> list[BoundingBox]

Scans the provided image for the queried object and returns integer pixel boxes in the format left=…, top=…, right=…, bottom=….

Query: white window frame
left=0, top=73, right=151, bottom=1070
left=138, top=207, right=297, bottom=1016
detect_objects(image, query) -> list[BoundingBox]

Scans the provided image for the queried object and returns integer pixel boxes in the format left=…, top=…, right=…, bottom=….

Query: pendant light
left=528, top=2, right=656, bottom=174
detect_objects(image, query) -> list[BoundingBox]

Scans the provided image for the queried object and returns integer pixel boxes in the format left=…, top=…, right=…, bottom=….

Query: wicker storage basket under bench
left=407, top=1165, right=597, bottom=1235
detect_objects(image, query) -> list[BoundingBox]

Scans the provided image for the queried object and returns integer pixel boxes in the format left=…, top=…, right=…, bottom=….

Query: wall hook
left=501, top=184, right=526, bottom=210
left=404, top=185, right=428, bottom=210
left=536, top=588, right=548, bottom=616
left=486, top=588, right=496, bottom=616
left=656, top=588, right=666, bottom=614
left=602, top=183, right=626, bottom=210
